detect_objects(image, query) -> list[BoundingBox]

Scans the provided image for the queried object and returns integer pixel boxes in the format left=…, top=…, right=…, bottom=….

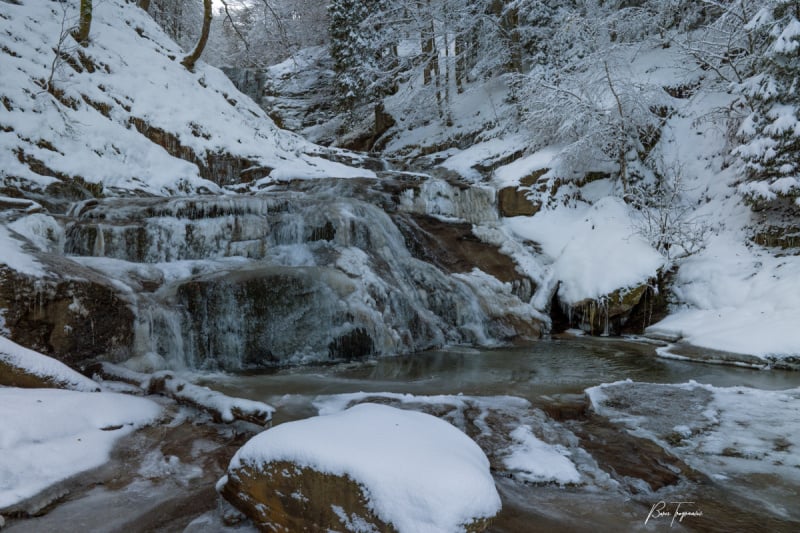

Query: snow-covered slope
left=0, top=0, right=372, bottom=198
left=366, top=39, right=800, bottom=366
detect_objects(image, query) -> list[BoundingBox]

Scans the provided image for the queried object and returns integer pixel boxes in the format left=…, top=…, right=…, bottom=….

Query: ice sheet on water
left=587, top=380, right=800, bottom=484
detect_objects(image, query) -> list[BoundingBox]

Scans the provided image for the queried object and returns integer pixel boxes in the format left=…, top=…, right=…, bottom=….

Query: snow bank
left=228, top=403, right=501, bottom=533
left=647, top=235, right=800, bottom=361
left=0, top=336, right=99, bottom=392
left=506, top=197, right=665, bottom=304
left=0, top=388, right=161, bottom=510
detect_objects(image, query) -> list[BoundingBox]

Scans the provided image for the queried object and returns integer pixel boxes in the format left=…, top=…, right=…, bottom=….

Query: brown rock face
left=0, top=265, right=134, bottom=366
left=497, top=170, right=546, bottom=218
left=394, top=213, right=527, bottom=285
left=220, top=459, right=492, bottom=533
left=220, top=460, right=395, bottom=533
left=498, top=186, right=539, bottom=217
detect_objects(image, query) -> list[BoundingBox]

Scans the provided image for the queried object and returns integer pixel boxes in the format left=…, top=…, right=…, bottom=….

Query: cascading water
left=63, top=176, right=545, bottom=370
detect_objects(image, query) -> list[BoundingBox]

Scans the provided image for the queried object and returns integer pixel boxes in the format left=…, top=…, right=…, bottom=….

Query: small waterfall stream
left=62, top=175, right=545, bottom=370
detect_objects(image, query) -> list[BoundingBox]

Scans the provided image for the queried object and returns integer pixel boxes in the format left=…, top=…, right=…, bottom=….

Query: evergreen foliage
left=736, top=1, right=800, bottom=208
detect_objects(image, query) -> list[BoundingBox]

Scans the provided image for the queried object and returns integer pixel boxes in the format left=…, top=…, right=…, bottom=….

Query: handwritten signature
left=645, top=501, right=703, bottom=527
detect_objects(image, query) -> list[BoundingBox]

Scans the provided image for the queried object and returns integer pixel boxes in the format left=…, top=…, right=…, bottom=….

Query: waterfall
left=62, top=177, right=544, bottom=370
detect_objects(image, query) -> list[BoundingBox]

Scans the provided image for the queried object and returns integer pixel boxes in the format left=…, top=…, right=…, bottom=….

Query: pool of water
left=195, top=337, right=800, bottom=532
left=7, top=337, right=800, bottom=532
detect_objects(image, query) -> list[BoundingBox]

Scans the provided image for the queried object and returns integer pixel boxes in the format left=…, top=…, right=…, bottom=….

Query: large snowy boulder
left=218, top=403, right=501, bottom=532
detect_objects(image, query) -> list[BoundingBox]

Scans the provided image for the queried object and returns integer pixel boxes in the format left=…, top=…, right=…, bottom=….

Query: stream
left=5, top=337, right=800, bottom=532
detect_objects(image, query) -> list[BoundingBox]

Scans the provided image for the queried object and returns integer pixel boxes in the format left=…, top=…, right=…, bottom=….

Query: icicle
left=91, top=224, right=105, bottom=256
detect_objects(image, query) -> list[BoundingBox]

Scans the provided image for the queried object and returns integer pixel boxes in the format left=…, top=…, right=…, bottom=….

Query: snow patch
left=0, top=388, right=161, bottom=510
left=502, top=425, right=581, bottom=485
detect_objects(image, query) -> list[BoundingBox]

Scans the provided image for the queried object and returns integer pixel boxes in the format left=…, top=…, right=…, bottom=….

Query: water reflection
left=205, top=338, right=800, bottom=407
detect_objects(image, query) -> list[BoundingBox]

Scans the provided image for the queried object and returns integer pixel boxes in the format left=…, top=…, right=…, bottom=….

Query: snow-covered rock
left=0, top=388, right=161, bottom=513
left=0, top=335, right=99, bottom=391
left=219, top=403, right=501, bottom=533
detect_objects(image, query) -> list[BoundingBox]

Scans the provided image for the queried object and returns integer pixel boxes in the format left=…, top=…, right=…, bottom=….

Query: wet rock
left=393, top=213, right=531, bottom=288
left=328, top=327, right=374, bottom=361
left=570, top=415, right=700, bottom=493
left=656, top=342, right=772, bottom=369
left=539, top=394, right=589, bottom=422
left=556, top=277, right=668, bottom=336
left=0, top=264, right=134, bottom=366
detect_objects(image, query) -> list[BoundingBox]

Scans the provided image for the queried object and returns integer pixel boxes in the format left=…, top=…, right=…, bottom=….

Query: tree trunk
left=503, top=5, right=522, bottom=73
left=72, top=0, right=92, bottom=47
left=181, top=0, right=212, bottom=71
left=454, top=32, right=465, bottom=93
left=138, top=0, right=151, bottom=12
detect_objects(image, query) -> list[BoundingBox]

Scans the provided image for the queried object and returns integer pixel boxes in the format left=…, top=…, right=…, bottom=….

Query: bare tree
left=72, top=0, right=92, bottom=46
left=182, top=0, right=212, bottom=71
left=627, top=160, right=712, bottom=262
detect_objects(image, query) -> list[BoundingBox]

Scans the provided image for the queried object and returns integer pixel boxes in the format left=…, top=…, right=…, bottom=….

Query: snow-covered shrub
left=626, top=161, right=712, bottom=262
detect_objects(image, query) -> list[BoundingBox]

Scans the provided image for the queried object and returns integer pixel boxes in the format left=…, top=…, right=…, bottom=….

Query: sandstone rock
left=220, top=460, right=396, bottom=533
left=219, top=404, right=500, bottom=533
left=498, top=186, right=539, bottom=217
left=0, top=264, right=134, bottom=366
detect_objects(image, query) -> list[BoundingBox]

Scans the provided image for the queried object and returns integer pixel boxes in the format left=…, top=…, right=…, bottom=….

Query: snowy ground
left=0, top=0, right=372, bottom=198
left=0, top=387, right=161, bottom=512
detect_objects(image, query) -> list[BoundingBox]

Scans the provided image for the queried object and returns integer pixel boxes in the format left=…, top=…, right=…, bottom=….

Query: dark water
left=198, top=337, right=800, bottom=533
left=204, top=337, right=800, bottom=423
